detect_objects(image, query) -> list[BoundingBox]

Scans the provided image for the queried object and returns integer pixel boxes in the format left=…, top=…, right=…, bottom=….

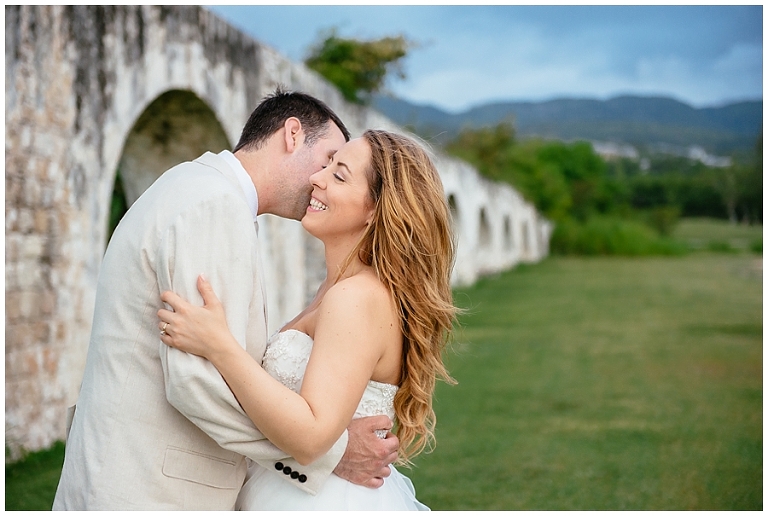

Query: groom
left=53, top=89, right=399, bottom=510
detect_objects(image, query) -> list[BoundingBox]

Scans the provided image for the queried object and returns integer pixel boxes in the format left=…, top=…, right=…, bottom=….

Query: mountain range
left=372, top=94, right=762, bottom=157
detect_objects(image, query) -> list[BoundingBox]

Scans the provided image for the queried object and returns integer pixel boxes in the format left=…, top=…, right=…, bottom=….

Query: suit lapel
left=194, top=151, right=268, bottom=353
left=253, top=225, right=268, bottom=324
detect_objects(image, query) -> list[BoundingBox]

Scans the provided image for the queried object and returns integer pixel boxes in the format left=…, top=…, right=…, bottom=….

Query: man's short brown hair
left=234, top=87, right=350, bottom=152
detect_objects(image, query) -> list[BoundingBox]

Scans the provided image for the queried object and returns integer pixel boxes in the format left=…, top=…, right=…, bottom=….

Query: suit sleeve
left=156, top=192, right=347, bottom=495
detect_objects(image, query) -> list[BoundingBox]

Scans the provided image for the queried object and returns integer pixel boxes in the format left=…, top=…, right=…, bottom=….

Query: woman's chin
left=301, top=217, right=319, bottom=238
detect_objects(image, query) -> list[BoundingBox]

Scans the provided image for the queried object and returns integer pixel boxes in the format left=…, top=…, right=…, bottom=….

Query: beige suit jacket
left=53, top=152, right=347, bottom=510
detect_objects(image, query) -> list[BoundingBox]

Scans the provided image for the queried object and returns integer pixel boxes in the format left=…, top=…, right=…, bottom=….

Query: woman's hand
left=158, top=274, right=236, bottom=360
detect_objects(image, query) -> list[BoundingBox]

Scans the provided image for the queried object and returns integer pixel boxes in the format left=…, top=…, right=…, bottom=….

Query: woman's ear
left=365, top=205, right=376, bottom=227
left=284, top=117, right=302, bottom=152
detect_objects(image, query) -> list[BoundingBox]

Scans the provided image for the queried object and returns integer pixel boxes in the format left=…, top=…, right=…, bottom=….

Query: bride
left=157, top=129, right=458, bottom=510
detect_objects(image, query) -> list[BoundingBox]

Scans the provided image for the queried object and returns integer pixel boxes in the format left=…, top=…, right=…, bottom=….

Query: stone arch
left=521, top=220, right=533, bottom=257
left=503, top=215, right=513, bottom=251
left=478, top=207, right=492, bottom=249
left=116, top=89, right=232, bottom=208
left=5, top=5, right=552, bottom=456
left=447, top=193, right=460, bottom=236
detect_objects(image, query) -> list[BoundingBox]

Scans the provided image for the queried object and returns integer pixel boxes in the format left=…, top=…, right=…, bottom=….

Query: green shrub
left=644, top=205, right=681, bottom=236
left=749, top=238, right=762, bottom=254
left=707, top=240, right=738, bottom=253
left=551, top=217, right=687, bottom=256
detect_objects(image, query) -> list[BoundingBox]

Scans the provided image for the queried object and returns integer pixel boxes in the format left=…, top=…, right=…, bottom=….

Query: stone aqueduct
left=5, top=5, right=552, bottom=456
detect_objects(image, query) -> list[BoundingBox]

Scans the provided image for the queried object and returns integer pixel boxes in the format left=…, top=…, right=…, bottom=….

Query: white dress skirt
left=235, top=329, right=429, bottom=511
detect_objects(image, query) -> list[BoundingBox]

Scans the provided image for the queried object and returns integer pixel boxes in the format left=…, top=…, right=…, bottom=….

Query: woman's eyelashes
left=323, top=156, right=344, bottom=181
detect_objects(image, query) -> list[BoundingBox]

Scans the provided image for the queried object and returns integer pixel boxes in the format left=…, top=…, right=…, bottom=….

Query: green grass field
left=5, top=442, right=65, bottom=510
left=408, top=252, right=762, bottom=510
left=6, top=220, right=762, bottom=510
left=673, top=217, right=763, bottom=252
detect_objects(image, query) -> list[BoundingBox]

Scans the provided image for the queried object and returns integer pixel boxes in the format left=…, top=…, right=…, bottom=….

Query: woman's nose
left=310, top=169, right=325, bottom=188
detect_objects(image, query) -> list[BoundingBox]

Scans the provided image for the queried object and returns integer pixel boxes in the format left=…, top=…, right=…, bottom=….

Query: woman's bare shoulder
left=322, top=272, right=393, bottom=318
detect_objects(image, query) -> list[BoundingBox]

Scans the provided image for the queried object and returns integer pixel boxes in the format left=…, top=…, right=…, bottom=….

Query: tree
left=445, top=122, right=516, bottom=181
left=534, top=140, right=609, bottom=221
left=445, top=124, right=573, bottom=222
left=737, top=133, right=763, bottom=224
left=305, top=29, right=411, bottom=105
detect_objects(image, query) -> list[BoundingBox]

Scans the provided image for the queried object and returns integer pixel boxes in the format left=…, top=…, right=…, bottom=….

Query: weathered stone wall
left=5, top=5, right=552, bottom=457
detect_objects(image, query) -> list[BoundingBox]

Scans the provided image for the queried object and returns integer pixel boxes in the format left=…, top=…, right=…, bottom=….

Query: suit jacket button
left=274, top=462, right=284, bottom=471
left=298, top=474, right=307, bottom=483
left=283, top=466, right=292, bottom=475
left=290, top=471, right=300, bottom=479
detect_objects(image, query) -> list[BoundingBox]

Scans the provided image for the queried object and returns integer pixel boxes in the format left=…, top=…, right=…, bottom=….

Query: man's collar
left=219, top=150, right=258, bottom=222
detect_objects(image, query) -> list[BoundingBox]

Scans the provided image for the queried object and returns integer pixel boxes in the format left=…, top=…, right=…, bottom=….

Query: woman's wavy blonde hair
left=337, top=129, right=458, bottom=465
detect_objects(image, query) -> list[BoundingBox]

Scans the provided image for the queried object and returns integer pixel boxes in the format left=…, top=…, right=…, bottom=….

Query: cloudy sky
left=206, top=4, right=763, bottom=113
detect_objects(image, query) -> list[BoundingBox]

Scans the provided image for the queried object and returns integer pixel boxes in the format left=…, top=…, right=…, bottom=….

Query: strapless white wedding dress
left=235, top=329, right=429, bottom=511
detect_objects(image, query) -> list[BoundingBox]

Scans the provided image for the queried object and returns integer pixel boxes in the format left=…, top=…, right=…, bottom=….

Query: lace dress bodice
left=262, top=329, right=398, bottom=424
left=237, top=329, right=429, bottom=511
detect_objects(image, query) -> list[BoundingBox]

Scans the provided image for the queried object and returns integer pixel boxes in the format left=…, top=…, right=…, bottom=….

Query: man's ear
left=284, top=117, right=302, bottom=152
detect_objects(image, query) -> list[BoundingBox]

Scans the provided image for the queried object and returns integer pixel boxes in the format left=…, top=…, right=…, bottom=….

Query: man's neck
left=234, top=148, right=271, bottom=216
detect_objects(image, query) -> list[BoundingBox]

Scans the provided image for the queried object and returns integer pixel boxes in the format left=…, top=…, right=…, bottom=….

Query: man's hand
left=334, top=415, right=399, bottom=488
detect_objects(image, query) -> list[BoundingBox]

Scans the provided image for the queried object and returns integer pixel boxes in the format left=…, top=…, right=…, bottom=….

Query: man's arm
left=156, top=189, right=394, bottom=490
left=156, top=196, right=279, bottom=448
left=155, top=193, right=347, bottom=493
